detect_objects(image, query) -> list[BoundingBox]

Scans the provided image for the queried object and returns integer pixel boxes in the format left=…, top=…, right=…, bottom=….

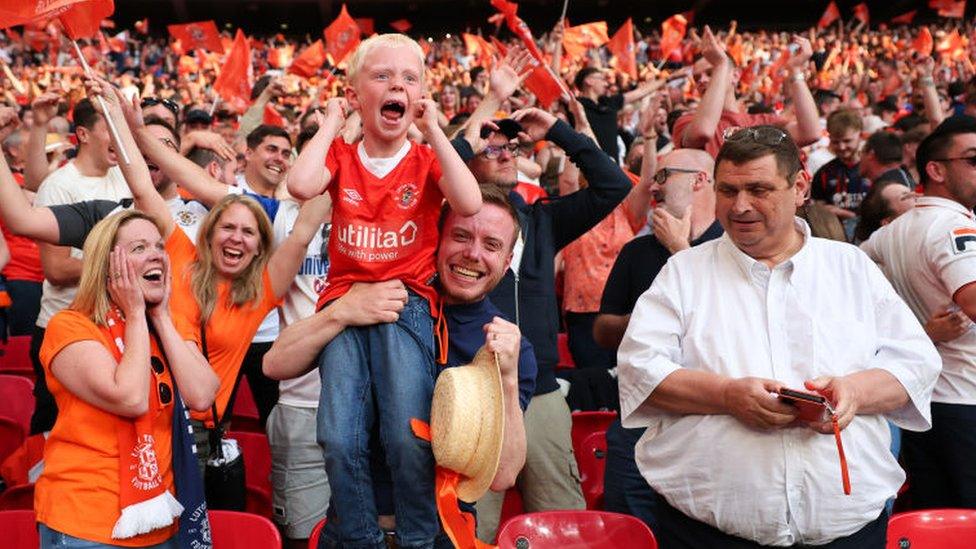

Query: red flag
left=289, top=39, right=326, bottom=78
left=890, top=10, right=917, bottom=24
left=108, top=30, right=126, bottom=53
left=490, top=0, right=544, bottom=61
left=354, top=18, right=374, bottom=36
left=59, top=0, right=115, bottom=40
left=213, top=29, right=253, bottom=113
left=562, top=21, right=609, bottom=60
left=817, top=1, right=841, bottom=29
left=389, top=18, right=412, bottom=33
left=524, top=65, right=563, bottom=109
left=930, top=0, right=967, bottom=17
left=489, top=0, right=566, bottom=104
left=0, top=0, right=86, bottom=30
left=607, top=18, right=636, bottom=79
left=937, top=29, right=967, bottom=60
left=268, top=44, right=294, bottom=69
left=134, top=17, right=148, bottom=34
left=263, top=104, right=285, bottom=127
left=489, top=36, right=509, bottom=57
left=913, top=26, right=934, bottom=57
left=659, top=13, right=688, bottom=61
left=852, top=3, right=869, bottom=25
left=324, top=4, right=361, bottom=65
left=168, top=21, right=224, bottom=53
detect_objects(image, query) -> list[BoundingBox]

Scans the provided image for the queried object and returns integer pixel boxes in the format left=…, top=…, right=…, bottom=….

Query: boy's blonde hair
left=345, top=33, right=426, bottom=85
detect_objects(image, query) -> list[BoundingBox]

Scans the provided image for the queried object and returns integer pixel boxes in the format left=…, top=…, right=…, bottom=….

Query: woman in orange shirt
left=88, top=77, right=327, bottom=463
left=38, top=209, right=218, bottom=548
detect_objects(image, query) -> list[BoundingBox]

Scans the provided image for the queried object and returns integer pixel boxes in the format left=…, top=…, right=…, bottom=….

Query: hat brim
left=431, top=347, right=505, bottom=503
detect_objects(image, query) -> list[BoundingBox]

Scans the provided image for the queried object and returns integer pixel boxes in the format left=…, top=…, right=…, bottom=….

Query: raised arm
left=263, top=280, right=408, bottom=380
left=415, top=99, right=481, bottom=216
left=917, top=57, right=944, bottom=128
left=0, top=108, right=60, bottom=243
left=782, top=36, right=821, bottom=147
left=22, top=93, right=60, bottom=192
left=286, top=99, right=345, bottom=199
left=678, top=26, right=732, bottom=150
left=88, top=77, right=175, bottom=238
left=623, top=95, right=664, bottom=231
left=622, top=78, right=665, bottom=105
left=267, top=194, right=331, bottom=299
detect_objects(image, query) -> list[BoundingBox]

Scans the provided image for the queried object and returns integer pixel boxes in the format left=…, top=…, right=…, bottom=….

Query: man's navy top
left=811, top=158, right=870, bottom=213
left=443, top=297, right=537, bottom=411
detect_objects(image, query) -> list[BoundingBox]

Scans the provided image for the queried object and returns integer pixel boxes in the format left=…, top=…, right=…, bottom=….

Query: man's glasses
left=932, top=155, right=976, bottom=167
left=724, top=126, right=790, bottom=145
left=480, top=143, right=521, bottom=160
left=653, top=167, right=700, bottom=185
left=141, top=97, right=181, bottom=117
left=150, top=356, right=172, bottom=406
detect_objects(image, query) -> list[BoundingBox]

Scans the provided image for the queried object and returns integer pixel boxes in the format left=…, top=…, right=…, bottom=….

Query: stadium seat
left=577, top=431, right=608, bottom=510
left=0, top=509, right=39, bottom=548
left=245, top=484, right=273, bottom=519
left=887, top=509, right=976, bottom=549
left=497, top=510, right=657, bottom=549
left=0, top=482, right=34, bottom=510
left=0, top=336, right=33, bottom=380
left=230, top=379, right=262, bottom=433
left=556, top=333, right=574, bottom=369
left=227, top=431, right=272, bottom=495
left=308, top=518, right=326, bottom=549
left=0, top=374, right=34, bottom=434
left=496, top=488, right=525, bottom=543
left=0, top=416, right=25, bottom=464
left=209, top=509, right=282, bottom=548
left=570, top=411, right=617, bottom=456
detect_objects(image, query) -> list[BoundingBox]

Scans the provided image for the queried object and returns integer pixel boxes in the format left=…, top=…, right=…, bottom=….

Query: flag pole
left=560, top=0, right=570, bottom=22
left=71, top=39, right=131, bottom=165
left=209, top=95, right=220, bottom=116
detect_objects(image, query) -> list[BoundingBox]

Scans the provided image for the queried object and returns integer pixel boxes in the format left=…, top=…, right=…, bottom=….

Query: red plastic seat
left=577, top=431, right=607, bottom=510
left=570, top=411, right=617, bottom=457
left=0, top=483, right=34, bottom=510
left=0, top=416, right=25, bottom=464
left=0, top=374, right=34, bottom=434
left=209, top=509, right=281, bottom=548
left=0, top=336, right=33, bottom=380
left=227, top=431, right=272, bottom=495
left=556, top=333, right=574, bottom=369
left=495, top=488, right=525, bottom=543
left=497, top=510, right=657, bottom=549
left=308, top=518, right=326, bottom=548
left=0, top=509, right=39, bottom=548
left=887, top=509, right=976, bottom=549
left=230, top=379, right=262, bottom=433
left=245, top=484, right=273, bottom=519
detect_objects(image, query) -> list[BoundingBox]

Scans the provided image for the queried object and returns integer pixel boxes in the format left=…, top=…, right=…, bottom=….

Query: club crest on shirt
left=176, top=209, right=198, bottom=227
left=395, top=183, right=419, bottom=210
left=950, top=227, right=976, bottom=254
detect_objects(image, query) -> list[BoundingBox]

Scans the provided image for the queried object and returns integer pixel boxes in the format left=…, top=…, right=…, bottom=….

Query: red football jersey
left=317, top=140, right=444, bottom=309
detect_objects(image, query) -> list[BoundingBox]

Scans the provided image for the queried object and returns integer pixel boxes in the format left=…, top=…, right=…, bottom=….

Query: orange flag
left=607, top=18, right=636, bottom=79
left=59, top=0, right=115, bottom=40
left=168, top=21, right=224, bottom=53
left=268, top=44, right=294, bottom=69
left=852, top=3, right=869, bottom=25
left=289, top=40, right=326, bottom=78
left=930, top=0, right=967, bottom=18
left=355, top=18, right=375, bottom=36
left=134, top=17, right=148, bottom=34
left=389, top=18, right=412, bottom=33
left=659, top=13, right=688, bottom=61
left=489, top=0, right=566, bottom=106
left=324, top=4, right=361, bottom=65
left=462, top=33, right=495, bottom=67
left=263, top=104, right=285, bottom=127
left=937, top=29, right=967, bottom=60
left=524, top=65, right=564, bottom=109
left=213, top=29, right=253, bottom=113
left=912, top=27, right=934, bottom=57
left=490, top=0, right=544, bottom=62
left=817, top=1, right=841, bottom=29
left=890, top=10, right=917, bottom=24
left=0, top=0, right=85, bottom=30
left=562, top=21, right=609, bottom=61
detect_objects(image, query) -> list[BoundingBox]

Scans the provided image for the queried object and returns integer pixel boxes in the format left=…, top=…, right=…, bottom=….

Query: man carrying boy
left=287, top=34, right=482, bottom=548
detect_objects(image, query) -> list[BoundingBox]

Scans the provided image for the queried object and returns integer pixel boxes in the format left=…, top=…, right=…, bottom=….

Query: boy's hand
left=320, top=98, right=348, bottom=133
left=413, top=99, right=441, bottom=137
left=510, top=108, right=558, bottom=142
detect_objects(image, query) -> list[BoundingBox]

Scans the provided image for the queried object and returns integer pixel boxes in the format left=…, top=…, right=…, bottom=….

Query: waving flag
left=168, top=21, right=224, bottom=53
left=489, top=0, right=566, bottom=107
left=59, top=0, right=114, bottom=40
left=288, top=40, right=326, bottom=78
left=562, top=21, right=609, bottom=61
left=324, top=4, right=361, bottom=65
left=0, top=0, right=85, bottom=30
left=817, top=1, right=841, bottom=29
left=913, top=26, right=934, bottom=57
left=607, top=18, right=636, bottom=79
left=930, top=0, right=967, bottom=18
left=890, top=10, right=917, bottom=24
left=659, top=13, right=688, bottom=61
left=134, top=17, right=148, bottom=34
left=462, top=33, right=495, bottom=67
left=213, top=29, right=253, bottom=113
left=852, top=3, right=869, bottom=25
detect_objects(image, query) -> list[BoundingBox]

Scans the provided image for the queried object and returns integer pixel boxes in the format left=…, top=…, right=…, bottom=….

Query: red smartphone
left=777, top=388, right=831, bottom=422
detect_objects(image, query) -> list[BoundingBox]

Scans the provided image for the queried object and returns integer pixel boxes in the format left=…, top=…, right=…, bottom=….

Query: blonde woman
left=37, top=209, right=218, bottom=548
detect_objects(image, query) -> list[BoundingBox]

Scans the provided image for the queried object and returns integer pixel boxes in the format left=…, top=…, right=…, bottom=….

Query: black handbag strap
left=200, top=320, right=246, bottom=432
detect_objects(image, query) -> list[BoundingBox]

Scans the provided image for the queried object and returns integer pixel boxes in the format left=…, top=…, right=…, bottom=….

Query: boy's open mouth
left=381, top=100, right=406, bottom=122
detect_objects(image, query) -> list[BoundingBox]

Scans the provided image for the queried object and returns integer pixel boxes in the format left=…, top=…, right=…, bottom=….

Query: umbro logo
left=342, top=189, right=364, bottom=206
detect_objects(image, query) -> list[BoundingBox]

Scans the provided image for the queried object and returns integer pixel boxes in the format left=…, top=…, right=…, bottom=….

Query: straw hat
left=430, top=346, right=505, bottom=503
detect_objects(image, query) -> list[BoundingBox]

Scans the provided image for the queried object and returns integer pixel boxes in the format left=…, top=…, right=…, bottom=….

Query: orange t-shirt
left=1, top=173, right=43, bottom=282
left=166, top=228, right=281, bottom=424
left=36, top=309, right=195, bottom=546
left=318, top=140, right=444, bottom=309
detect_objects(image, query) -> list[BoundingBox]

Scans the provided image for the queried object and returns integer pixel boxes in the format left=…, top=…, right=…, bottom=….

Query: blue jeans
left=316, top=292, right=438, bottom=549
left=602, top=419, right=659, bottom=531
left=38, top=523, right=178, bottom=548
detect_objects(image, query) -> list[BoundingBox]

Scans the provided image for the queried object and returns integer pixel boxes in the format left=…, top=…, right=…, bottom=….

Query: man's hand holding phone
left=722, top=377, right=798, bottom=431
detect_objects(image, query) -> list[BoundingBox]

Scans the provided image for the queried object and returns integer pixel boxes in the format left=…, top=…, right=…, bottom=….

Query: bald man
left=594, top=148, right=723, bottom=529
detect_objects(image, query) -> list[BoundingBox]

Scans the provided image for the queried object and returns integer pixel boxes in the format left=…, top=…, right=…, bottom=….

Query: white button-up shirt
left=861, top=196, right=976, bottom=404
left=618, top=219, right=940, bottom=546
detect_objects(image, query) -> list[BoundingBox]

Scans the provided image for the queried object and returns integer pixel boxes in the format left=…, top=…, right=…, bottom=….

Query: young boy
left=287, top=34, right=481, bottom=547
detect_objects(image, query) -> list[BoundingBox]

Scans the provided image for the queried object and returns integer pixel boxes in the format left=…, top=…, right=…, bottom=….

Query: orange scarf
left=104, top=307, right=184, bottom=539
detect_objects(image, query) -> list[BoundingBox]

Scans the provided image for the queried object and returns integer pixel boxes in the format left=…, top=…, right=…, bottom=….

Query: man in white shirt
left=618, top=126, right=940, bottom=547
left=861, top=115, right=976, bottom=509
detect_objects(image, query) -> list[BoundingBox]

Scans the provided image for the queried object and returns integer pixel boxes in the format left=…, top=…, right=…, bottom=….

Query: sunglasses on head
left=724, top=126, right=789, bottom=145
left=140, top=97, right=181, bottom=117
left=653, top=167, right=700, bottom=185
